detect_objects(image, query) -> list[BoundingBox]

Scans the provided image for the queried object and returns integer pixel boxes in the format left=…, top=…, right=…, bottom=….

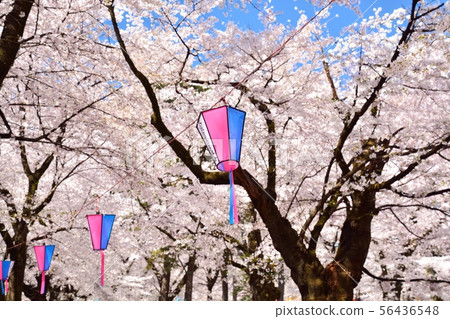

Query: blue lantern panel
left=227, top=107, right=246, bottom=164
left=101, top=214, right=115, bottom=250
left=44, top=245, right=55, bottom=271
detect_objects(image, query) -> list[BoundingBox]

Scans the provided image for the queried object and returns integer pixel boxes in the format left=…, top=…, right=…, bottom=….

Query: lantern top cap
left=86, top=213, right=116, bottom=217
left=198, top=104, right=245, bottom=115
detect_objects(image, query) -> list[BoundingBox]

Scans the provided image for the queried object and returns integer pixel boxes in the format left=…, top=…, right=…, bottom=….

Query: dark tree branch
left=1, top=90, right=118, bottom=143
left=308, top=194, right=344, bottom=251
left=313, top=32, right=339, bottom=102
left=248, top=96, right=276, bottom=197
left=0, top=222, right=14, bottom=251
left=415, top=3, right=444, bottom=20
left=386, top=208, right=425, bottom=239
left=285, top=171, right=324, bottom=217
left=363, top=267, right=450, bottom=284
left=160, top=8, right=196, bottom=78
left=403, top=84, right=449, bottom=92
left=33, top=154, right=90, bottom=216
left=387, top=187, right=450, bottom=200
left=230, top=259, right=246, bottom=270
left=322, top=60, right=339, bottom=101
left=378, top=203, right=448, bottom=216
left=19, top=133, right=55, bottom=218
left=0, top=107, right=13, bottom=136
left=0, top=182, right=18, bottom=217
left=28, top=226, right=85, bottom=242
left=210, top=229, right=247, bottom=253
left=155, top=225, right=177, bottom=242
left=0, top=0, right=35, bottom=88
left=379, top=135, right=450, bottom=190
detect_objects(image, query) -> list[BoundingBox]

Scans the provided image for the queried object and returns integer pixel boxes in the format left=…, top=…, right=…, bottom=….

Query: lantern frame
left=86, top=213, right=115, bottom=286
left=1, top=260, right=14, bottom=295
left=86, top=214, right=115, bottom=251
left=196, top=104, right=246, bottom=224
left=34, top=245, right=55, bottom=295
left=196, top=105, right=246, bottom=172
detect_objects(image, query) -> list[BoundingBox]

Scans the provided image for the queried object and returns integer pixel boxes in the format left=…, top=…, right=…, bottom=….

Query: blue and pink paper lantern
left=197, top=105, right=246, bottom=224
left=87, top=214, right=115, bottom=286
left=1, top=260, right=14, bottom=295
left=34, top=245, right=55, bottom=295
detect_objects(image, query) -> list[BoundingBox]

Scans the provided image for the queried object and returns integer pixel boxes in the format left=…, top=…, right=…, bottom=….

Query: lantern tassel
left=1, top=280, right=4, bottom=295
left=229, top=171, right=238, bottom=224
left=100, top=250, right=105, bottom=286
left=40, top=271, right=45, bottom=294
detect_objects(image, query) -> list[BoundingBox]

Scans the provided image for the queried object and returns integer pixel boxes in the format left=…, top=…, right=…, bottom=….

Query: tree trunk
left=232, top=276, right=238, bottom=301
left=158, top=256, right=172, bottom=301
left=221, top=269, right=228, bottom=301
left=184, top=253, right=196, bottom=301
left=235, top=162, right=384, bottom=301
left=206, top=269, right=219, bottom=300
left=0, top=0, right=35, bottom=88
left=323, top=190, right=376, bottom=300
left=6, top=219, right=29, bottom=301
left=249, top=270, right=280, bottom=301
left=235, top=167, right=328, bottom=300
left=278, top=266, right=285, bottom=301
left=22, top=275, right=47, bottom=300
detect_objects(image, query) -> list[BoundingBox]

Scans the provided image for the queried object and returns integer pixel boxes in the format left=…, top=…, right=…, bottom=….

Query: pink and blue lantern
left=87, top=214, right=115, bottom=286
left=34, top=245, right=55, bottom=295
left=1, top=260, right=14, bottom=295
left=197, top=105, right=246, bottom=224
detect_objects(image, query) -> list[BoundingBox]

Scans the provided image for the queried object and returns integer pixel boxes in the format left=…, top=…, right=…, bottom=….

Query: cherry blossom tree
left=0, top=0, right=126, bottom=300
left=106, top=0, right=449, bottom=300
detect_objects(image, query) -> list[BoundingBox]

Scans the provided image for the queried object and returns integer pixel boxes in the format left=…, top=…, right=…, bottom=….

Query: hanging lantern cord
left=100, top=250, right=105, bottom=286
left=40, top=271, right=46, bottom=294
left=229, top=171, right=238, bottom=224
left=95, top=196, right=100, bottom=214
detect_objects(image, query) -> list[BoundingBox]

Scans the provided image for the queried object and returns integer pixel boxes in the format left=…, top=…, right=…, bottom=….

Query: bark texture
left=0, top=0, right=34, bottom=88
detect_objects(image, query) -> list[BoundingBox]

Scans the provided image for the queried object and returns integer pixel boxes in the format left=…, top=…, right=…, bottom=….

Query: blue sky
left=212, top=0, right=416, bottom=35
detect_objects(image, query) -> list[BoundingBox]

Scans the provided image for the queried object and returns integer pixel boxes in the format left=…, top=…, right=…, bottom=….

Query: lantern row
left=2, top=104, right=246, bottom=296
left=1, top=214, right=115, bottom=296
